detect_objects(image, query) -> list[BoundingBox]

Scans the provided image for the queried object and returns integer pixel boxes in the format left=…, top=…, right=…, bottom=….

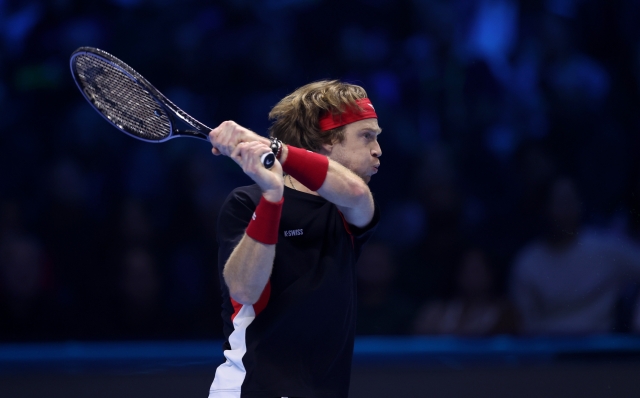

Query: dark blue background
left=1, top=0, right=640, bottom=341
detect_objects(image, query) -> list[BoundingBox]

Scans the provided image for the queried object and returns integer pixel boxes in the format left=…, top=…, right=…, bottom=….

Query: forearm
left=223, top=193, right=283, bottom=306
left=279, top=144, right=374, bottom=227
left=210, top=122, right=371, bottom=210
left=223, top=234, right=275, bottom=305
left=317, top=159, right=372, bottom=209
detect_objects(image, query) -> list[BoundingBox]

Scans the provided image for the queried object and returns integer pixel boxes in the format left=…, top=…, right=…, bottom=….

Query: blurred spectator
left=164, top=244, right=219, bottom=339
left=356, top=241, right=414, bottom=335
left=0, top=234, right=63, bottom=340
left=114, top=246, right=164, bottom=339
left=40, top=158, right=103, bottom=337
left=412, top=247, right=516, bottom=335
left=509, top=176, right=640, bottom=334
left=0, top=200, right=24, bottom=238
left=397, top=144, right=465, bottom=303
left=118, top=197, right=155, bottom=248
left=623, top=161, right=640, bottom=242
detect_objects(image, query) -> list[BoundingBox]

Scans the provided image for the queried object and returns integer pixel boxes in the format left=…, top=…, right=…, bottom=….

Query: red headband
left=318, top=98, right=377, bottom=131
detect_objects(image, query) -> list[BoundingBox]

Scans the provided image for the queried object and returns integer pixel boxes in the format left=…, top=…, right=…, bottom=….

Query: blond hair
left=268, top=80, right=368, bottom=152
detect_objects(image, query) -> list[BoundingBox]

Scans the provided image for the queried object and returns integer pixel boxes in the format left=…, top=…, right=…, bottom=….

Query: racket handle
left=261, top=152, right=276, bottom=169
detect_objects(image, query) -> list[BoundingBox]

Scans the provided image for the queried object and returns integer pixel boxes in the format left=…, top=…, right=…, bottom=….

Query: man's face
left=325, top=119, right=382, bottom=183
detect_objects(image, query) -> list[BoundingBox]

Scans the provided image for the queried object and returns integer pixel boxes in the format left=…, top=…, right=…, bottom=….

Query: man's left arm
left=209, top=120, right=375, bottom=228
left=315, top=158, right=374, bottom=228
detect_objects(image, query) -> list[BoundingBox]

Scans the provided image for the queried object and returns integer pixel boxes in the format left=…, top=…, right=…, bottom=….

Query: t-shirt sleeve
left=216, top=187, right=261, bottom=348
left=217, top=187, right=260, bottom=272
left=349, top=201, right=381, bottom=254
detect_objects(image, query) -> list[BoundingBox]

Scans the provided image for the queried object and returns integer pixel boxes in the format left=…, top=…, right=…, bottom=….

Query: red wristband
left=282, top=145, right=329, bottom=191
left=245, top=196, right=284, bottom=245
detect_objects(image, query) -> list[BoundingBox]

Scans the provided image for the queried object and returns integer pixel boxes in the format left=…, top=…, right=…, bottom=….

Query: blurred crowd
left=2, top=0, right=640, bottom=341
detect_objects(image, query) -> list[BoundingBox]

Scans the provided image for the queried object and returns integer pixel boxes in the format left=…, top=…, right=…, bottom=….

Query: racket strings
left=73, top=54, right=171, bottom=140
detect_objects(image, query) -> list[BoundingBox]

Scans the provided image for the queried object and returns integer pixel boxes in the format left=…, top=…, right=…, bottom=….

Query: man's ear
left=320, top=142, right=333, bottom=156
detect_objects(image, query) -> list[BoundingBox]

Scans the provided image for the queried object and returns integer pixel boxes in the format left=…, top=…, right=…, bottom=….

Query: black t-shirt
left=210, top=184, right=379, bottom=398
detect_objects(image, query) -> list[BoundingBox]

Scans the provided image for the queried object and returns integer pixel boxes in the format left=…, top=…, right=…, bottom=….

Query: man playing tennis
left=208, top=80, right=382, bottom=398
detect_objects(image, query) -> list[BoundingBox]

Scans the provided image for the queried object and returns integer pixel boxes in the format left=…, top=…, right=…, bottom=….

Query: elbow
left=228, top=286, right=259, bottom=306
left=223, top=264, right=259, bottom=305
left=347, top=180, right=371, bottom=208
left=225, top=278, right=261, bottom=305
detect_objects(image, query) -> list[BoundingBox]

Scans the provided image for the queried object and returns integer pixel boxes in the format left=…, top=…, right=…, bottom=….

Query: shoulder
left=580, top=227, right=625, bottom=248
left=217, top=185, right=262, bottom=240
left=222, top=184, right=262, bottom=209
left=580, top=227, right=640, bottom=259
left=218, top=184, right=262, bottom=222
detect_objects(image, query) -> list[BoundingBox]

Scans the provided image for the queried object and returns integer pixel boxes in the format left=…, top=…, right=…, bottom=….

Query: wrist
left=279, top=143, right=288, bottom=164
left=269, top=137, right=283, bottom=160
left=245, top=196, right=284, bottom=245
left=262, top=188, right=283, bottom=203
left=281, top=145, right=329, bottom=192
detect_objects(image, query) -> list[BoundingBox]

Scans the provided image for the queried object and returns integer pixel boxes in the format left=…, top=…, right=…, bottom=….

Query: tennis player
left=208, top=80, right=382, bottom=398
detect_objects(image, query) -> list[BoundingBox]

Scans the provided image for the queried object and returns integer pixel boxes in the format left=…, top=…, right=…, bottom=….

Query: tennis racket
left=69, top=47, right=275, bottom=168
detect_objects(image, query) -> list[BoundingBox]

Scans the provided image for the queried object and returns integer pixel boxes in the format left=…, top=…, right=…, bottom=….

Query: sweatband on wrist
left=282, top=145, right=329, bottom=192
left=245, top=196, right=284, bottom=245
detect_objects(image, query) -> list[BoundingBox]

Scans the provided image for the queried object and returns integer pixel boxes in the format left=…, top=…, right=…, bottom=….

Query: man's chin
left=350, top=169, right=371, bottom=184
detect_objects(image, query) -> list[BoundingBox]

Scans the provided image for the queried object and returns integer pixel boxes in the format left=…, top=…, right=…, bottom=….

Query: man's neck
left=284, top=174, right=319, bottom=196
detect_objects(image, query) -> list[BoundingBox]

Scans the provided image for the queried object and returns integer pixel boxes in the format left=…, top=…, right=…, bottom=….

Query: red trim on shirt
left=253, top=279, right=271, bottom=316
left=230, top=298, right=243, bottom=322
left=338, top=211, right=355, bottom=248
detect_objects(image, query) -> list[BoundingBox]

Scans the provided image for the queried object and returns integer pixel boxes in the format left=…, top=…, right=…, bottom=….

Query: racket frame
left=70, top=46, right=210, bottom=143
left=69, top=47, right=276, bottom=168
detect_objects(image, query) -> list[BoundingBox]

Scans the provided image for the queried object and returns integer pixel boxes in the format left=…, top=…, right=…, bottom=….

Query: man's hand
left=209, top=120, right=271, bottom=157
left=230, top=141, right=284, bottom=202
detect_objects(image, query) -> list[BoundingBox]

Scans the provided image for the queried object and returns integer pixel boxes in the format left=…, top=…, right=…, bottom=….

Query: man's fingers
left=209, top=121, right=233, bottom=155
left=210, top=121, right=271, bottom=160
left=229, top=142, right=244, bottom=164
left=209, top=127, right=223, bottom=155
left=231, top=142, right=273, bottom=170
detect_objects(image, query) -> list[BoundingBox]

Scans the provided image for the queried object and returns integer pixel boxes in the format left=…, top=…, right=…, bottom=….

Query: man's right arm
left=217, top=140, right=284, bottom=306
left=223, top=234, right=276, bottom=305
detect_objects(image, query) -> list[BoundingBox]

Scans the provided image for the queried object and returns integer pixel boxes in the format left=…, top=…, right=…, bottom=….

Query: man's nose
left=372, top=141, right=381, bottom=158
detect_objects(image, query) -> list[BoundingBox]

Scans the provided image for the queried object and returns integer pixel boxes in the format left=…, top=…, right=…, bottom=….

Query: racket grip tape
left=261, top=152, right=276, bottom=169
